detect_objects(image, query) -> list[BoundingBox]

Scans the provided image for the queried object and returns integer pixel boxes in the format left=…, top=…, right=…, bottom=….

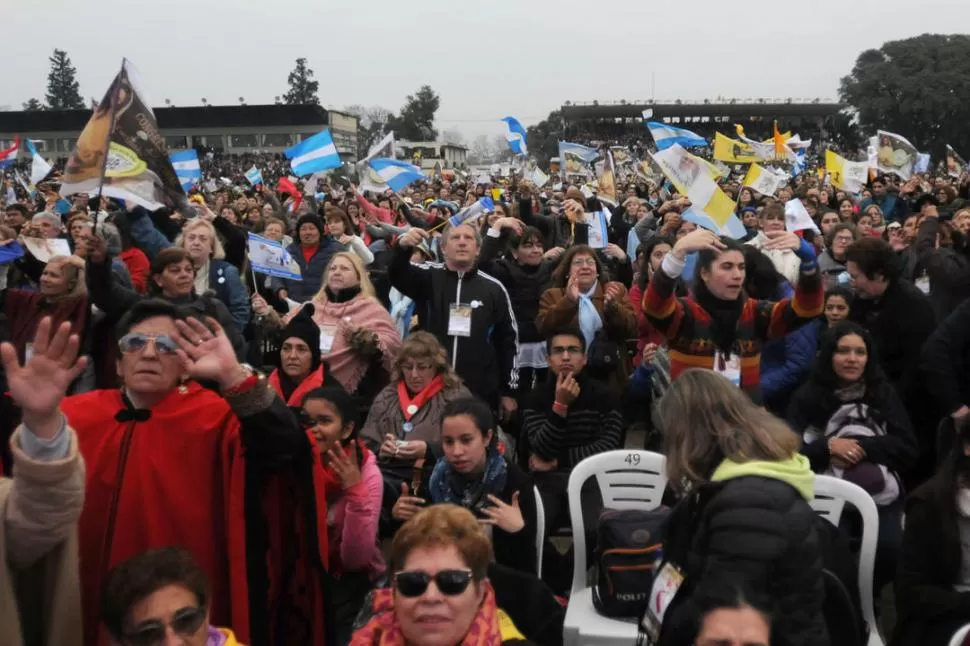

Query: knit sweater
left=522, top=372, right=623, bottom=469
left=642, top=259, right=823, bottom=398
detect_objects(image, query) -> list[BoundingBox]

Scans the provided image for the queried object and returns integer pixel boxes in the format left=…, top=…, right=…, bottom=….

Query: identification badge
left=447, top=304, right=472, bottom=337
left=319, top=324, right=337, bottom=353
left=640, top=562, right=685, bottom=643
left=713, top=350, right=741, bottom=387
left=915, top=273, right=930, bottom=295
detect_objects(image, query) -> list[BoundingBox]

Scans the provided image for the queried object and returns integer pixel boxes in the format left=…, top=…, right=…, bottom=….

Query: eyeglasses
left=122, top=606, right=207, bottom=646
left=118, top=333, right=180, bottom=356
left=833, top=236, right=854, bottom=243
left=400, top=362, right=434, bottom=373
left=570, top=258, right=597, bottom=268
left=394, top=569, right=474, bottom=598
left=550, top=345, right=583, bottom=356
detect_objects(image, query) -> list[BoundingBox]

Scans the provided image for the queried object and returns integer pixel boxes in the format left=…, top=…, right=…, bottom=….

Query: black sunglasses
left=394, top=569, right=474, bottom=598
left=123, top=606, right=206, bottom=646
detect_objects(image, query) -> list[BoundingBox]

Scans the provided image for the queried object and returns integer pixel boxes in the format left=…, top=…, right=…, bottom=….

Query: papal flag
left=743, top=164, right=787, bottom=196
left=595, top=150, right=618, bottom=206
left=946, top=145, right=967, bottom=179
left=651, top=143, right=746, bottom=239
left=713, top=132, right=762, bottom=164
left=825, top=150, right=869, bottom=194
left=871, top=130, right=919, bottom=180
left=60, top=59, right=187, bottom=212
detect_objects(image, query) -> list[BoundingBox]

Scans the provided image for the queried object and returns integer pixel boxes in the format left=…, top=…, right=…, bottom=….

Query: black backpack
left=592, top=508, right=670, bottom=618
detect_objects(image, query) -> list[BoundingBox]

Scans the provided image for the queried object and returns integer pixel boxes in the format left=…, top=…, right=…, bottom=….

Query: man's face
left=547, top=334, right=586, bottom=376
left=442, top=225, right=480, bottom=268
left=299, top=222, right=320, bottom=246
left=4, top=209, right=25, bottom=229
left=35, top=217, right=59, bottom=239
left=872, top=181, right=886, bottom=198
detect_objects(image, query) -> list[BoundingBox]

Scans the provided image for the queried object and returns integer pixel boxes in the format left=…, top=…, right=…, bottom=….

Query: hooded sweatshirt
left=710, top=454, right=815, bottom=501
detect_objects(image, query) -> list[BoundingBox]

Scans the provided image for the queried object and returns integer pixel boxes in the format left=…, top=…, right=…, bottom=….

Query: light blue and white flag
left=247, top=233, right=302, bottom=280
left=169, top=149, right=202, bottom=191
left=285, top=129, right=341, bottom=176
left=645, top=122, right=708, bottom=151
left=25, top=139, right=52, bottom=184
left=501, top=116, right=528, bottom=156
left=447, top=197, right=495, bottom=228
left=791, top=148, right=807, bottom=177
left=368, top=158, right=425, bottom=193
left=244, top=166, right=263, bottom=186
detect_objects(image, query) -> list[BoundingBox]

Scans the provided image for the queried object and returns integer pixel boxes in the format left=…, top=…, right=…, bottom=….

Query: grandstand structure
left=560, top=98, right=845, bottom=143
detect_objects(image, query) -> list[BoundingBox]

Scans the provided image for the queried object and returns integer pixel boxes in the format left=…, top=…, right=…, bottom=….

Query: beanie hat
left=282, top=304, right=321, bottom=372
left=295, top=214, right=324, bottom=237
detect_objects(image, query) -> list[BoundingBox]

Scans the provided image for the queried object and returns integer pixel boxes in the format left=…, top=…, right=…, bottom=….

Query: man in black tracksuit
left=392, top=223, right=520, bottom=420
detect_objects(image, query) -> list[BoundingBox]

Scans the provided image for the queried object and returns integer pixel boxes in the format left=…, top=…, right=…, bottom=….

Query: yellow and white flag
left=713, top=132, right=762, bottom=164
left=743, top=164, right=787, bottom=196
left=825, top=150, right=869, bottom=193
left=651, top=144, right=745, bottom=238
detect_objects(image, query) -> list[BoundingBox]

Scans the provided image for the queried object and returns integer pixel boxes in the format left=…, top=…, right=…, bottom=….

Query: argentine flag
left=169, top=149, right=202, bottom=191
left=368, top=158, right=425, bottom=193
left=245, top=166, right=263, bottom=186
left=501, top=116, right=528, bottom=156
left=285, top=129, right=341, bottom=176
left=645, top=122, right=707, bottom=151
left=25, top=139, right=52, bottom=184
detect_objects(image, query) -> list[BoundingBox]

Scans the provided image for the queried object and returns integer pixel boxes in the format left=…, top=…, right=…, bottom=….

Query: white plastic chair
left=562, top=450, right=667, bottom=646
left=809, top=475, right=884, bottom=646
left=534, top=485, right=545, bottom=579
left=949, top=623, right=970, bottom=646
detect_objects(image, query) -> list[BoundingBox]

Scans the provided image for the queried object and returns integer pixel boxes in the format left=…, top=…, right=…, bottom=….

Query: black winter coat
left=892, top=484, right=970, bottom=646
left=920, top=297, right=970, bottom=418
left=915, top=217, right=970, bottom=320
left=658, top=476, right=828, bottom=646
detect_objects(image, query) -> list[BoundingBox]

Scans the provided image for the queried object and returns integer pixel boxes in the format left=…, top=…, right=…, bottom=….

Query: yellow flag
left=713, top=132, right=761, bottom=164
left=825, top=149, right=869, bottom=193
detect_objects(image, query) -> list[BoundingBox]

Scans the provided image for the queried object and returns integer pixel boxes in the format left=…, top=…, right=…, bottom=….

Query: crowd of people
left=2, top=135, right=970, bottom=646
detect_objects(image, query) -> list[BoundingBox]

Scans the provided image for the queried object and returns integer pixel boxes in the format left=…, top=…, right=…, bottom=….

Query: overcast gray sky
left=5, top=0, right=967, bottom=141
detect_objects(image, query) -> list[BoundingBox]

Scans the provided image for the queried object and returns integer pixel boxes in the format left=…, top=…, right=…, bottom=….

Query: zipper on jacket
left=452, top=272, right=464, bottom=368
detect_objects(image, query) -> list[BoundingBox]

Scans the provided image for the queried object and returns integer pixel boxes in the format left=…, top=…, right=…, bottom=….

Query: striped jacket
left=642, top=264, right=823, bottom=398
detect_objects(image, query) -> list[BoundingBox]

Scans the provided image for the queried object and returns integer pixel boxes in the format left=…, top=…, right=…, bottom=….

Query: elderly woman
left=361, top=333, right=470, bottom=507
left=536, top=244, right=637, bottom=382
left=100, top=547, right=243, bottom=646
left=351, top=504, right=535, bottom=645
left=257, top=252, right=400, bottom=398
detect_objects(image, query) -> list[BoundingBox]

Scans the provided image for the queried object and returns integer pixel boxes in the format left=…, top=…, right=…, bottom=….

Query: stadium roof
left=562, top=100, right=844, bottom=120
left=0, top=104, right=330, bottom=133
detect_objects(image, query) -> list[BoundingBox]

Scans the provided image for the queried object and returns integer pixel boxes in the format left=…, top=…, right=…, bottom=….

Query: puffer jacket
left=658, top=460, right=828, bottom=646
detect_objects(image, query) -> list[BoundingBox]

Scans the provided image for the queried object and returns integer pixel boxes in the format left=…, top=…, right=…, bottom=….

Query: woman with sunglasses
left=351, top=504, right=535, bottom=645
left=101, top=547, right=242, bottom=646
left=300, top=386, right=385, bottom=644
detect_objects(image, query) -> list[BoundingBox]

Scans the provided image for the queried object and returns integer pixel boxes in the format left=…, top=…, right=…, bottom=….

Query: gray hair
left=31, top=211, right=62, bottom=230
left=441, top=222, right=481, bottom=248
left=98, top=221, right=123, bottom=257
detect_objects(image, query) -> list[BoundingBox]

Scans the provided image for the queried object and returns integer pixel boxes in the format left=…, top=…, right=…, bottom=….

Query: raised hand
left=326, top=447, right=362, bottom=489
left=763, top=230, right=802, bottom=252
left=565, top=274, right=581, bottom=303
left=555, top=371, right=580, bottom=407
left=481, top=492, right=525, bottom=533
left=171, top=316, right=248, bottom=391
left=672, top=228, right=725, bottom=258
left=398, top=227, right=429, bottom=249
left=0, top=318, right=88, bottom=439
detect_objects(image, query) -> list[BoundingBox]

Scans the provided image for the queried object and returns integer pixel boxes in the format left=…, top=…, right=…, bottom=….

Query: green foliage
left=22, top=98, right=45, bottom=111
left=283, top=58, right=320, bottom=106
left=387, top=85, right=439, bottom=141
left=44, top=49, right=84, bottom=110
left=526, top=110, right=564, bottom=166
left=839, top=34, right=970, bottom=158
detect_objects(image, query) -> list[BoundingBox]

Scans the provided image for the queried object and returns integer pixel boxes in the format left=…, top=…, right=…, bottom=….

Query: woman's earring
left=178, top=375, right=189, bottom=395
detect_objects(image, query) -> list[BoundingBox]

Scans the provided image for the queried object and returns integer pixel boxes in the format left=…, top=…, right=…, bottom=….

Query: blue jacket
left=860, top=193, right=907, bottom=223
left=270, top=238, right=341, bottom=303
left=760, top=319, right=821, bottom=407
left=125, top=209, right=250, bottom=331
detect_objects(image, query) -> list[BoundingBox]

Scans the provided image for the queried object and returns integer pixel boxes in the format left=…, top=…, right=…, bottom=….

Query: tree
left=22, top=98, right=45, bottom=111
left=283, top=58, right=320, bottom=105
left=387, top=85, right=439, bottom=141
left=526, top=109, right=565, bottom=166
left=839, top=34, right=970, bottom=160
left=468, top=135, right=493, bottom=165
left=344, top=104, right=393, bottom=159
left=45, top=49, right=84, bottom=110
left=440, top=128, right=465, bottom=146
left=823, top=111, right=863, bottom=153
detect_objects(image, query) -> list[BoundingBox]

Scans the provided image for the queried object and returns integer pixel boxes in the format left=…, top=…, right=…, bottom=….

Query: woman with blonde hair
left=361, top=332, right=470, bottom=519
left=258, top=251, right=401, bottom=397
left=650, top=368, right=828, bottom=646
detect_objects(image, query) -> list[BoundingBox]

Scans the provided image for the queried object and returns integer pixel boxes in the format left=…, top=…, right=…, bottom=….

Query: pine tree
left=45, top=49, right=84, bottom=110
left=283, top=58, right=320, bottom=105
left=22, top=98, right=45, bottom=111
